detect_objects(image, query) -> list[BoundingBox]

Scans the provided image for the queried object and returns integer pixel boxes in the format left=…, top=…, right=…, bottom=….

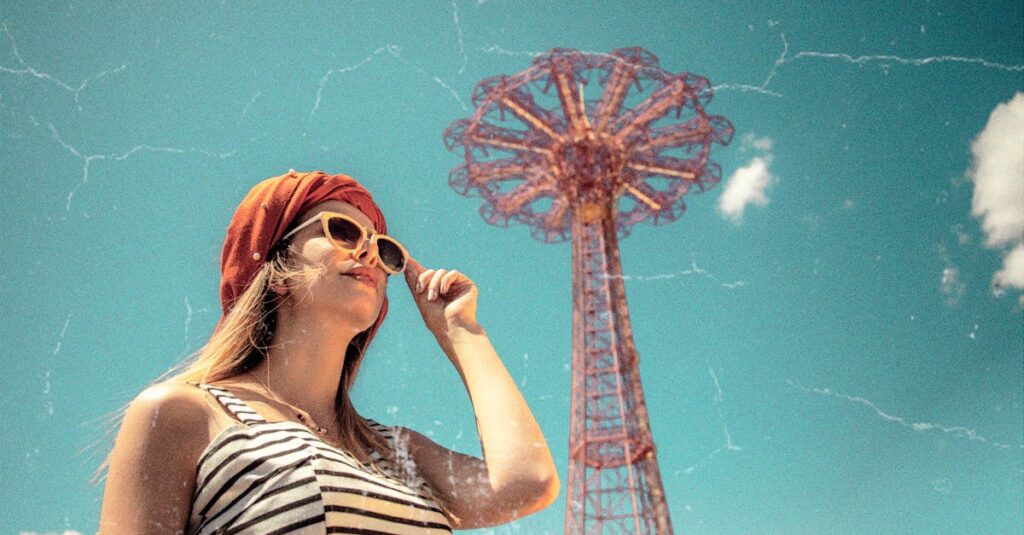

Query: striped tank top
left=185, top=382, right=453, bottom=535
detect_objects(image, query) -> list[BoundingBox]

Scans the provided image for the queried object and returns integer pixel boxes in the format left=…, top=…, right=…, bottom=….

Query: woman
left=97, top=169, right=560, bottom=533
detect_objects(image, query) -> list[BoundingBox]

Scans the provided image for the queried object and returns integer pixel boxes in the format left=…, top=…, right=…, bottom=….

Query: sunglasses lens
left=326, top=214, right=405, bottom=272
left=327, top=216, right=362, bottom=247
left=376, top=238, right=407, bottom=272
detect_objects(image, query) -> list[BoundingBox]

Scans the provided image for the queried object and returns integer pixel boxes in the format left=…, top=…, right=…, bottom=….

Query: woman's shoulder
left=137, top=379, right=203, bottom=398
left=128, top=381, right=254, bottom=461
left=100, top=381, right=220, bottom=530
left=134, top=380, right=214, bottom=412
left=126, top=381, right=219, bottom=439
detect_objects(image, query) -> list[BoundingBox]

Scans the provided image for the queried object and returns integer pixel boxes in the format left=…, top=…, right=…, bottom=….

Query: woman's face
left=279, top=200, right=389, bottom=332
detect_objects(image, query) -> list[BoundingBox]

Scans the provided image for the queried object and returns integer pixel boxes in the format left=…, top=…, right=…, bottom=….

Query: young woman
left=97, top=169, right=559, bottom=534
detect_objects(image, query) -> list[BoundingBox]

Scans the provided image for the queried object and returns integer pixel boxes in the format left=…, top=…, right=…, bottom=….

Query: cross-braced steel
left=444, top=47, right=733, bottom=534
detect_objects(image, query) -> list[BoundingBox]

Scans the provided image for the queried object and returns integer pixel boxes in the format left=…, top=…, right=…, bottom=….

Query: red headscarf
left=216, top=170, right=389, bottom=384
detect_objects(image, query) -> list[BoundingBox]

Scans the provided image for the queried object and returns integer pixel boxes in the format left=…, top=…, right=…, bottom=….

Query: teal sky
left=2, top=2, right=1022, bottom=534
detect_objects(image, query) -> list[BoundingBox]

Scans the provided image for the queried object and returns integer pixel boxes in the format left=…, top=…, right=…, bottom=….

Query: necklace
left=247, top=371, right=334, bottom=437
left=244, top=373, right=399, bottom=483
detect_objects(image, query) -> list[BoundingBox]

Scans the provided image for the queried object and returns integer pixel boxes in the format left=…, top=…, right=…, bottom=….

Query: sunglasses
left=281, top=211, right=409, bottom=274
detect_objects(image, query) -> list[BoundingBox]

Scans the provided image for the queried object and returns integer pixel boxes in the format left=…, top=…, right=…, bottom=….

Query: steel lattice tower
left=443, top=47, right=733, bottom=534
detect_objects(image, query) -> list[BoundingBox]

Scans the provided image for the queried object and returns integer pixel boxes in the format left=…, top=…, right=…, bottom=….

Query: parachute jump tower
left=444, top=47, right=733, bottom=534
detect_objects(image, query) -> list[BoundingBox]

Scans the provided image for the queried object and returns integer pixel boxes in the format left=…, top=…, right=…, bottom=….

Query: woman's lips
left=342, top=273, right=376, bottom=287
left=341, top=268, right=379, bottom=287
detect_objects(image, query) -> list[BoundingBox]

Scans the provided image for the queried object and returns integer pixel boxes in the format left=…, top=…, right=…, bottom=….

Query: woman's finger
left=403, top=257, right=425, bottom=290
left=427, top=269, right=448, bottom=300
left=417, top=269, right=435, bottom=293
left=440, top=270, right=462, bottom=295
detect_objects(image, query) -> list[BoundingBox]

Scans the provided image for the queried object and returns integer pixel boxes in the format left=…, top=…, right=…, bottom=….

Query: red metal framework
left=444, top=47, right=733, bottom=534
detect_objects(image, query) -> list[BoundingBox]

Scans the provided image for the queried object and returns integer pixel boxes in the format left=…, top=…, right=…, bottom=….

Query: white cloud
left=741, top=132, right=774, bottom=152
left=941, top=266, right=966, bottom=306
left=719, top=156, right=773, bottom=223
left=951, top=223, right=971, bottom=246
left=968, top=92, right=1024, bottom=293
left=935, top=242, right=966, bottom=306
left=993, top=243, right=1024, bottom=290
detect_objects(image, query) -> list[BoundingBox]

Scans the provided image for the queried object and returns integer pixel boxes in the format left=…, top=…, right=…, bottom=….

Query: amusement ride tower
left=443, top=47, right=733, bottom=534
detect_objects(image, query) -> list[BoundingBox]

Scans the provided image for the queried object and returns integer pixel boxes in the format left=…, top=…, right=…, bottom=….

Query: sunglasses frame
left=281, top=211, right=409, bottom=274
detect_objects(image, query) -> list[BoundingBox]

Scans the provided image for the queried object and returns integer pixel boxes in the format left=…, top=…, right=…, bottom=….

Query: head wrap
left=216, top=169, right=389, bottom=386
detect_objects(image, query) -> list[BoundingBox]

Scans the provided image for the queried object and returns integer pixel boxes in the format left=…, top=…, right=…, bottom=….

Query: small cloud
left=951, top=223, right=971, bottom=246
left=802, top=212, right=822, bottom=232
left=968, top=92, right=1024, bottom=296
left=931, top=478, right=952, bottom=495
left=941, top=266, right=966, bottom=306
left=741, top=132, right=774, bottom=152
left=842, top=198, right=855, bottom=210
left=721, top=133, right=775, bottom=224
left=936, top=243, right=967, bottom=306
left=719, top=156, right=773, bottom=223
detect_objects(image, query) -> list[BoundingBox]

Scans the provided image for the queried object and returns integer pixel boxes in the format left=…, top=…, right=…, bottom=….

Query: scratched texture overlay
left=2, top=1, right=1022, bottom=534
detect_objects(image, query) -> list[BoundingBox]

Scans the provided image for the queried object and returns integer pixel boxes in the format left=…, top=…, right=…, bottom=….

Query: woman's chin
left=303, top=289, right=382, bottom=331
left=336, top=307, right=382, bottom=333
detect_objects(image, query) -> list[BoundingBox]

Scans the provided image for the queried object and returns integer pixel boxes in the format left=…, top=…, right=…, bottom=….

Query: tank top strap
left=187, top=381, right=268, bottom=425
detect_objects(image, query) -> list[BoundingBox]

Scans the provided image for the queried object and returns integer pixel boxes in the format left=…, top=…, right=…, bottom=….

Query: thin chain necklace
left=245, top=372, right=399, bottom=483
left=247, top=371, right=334, bottom=437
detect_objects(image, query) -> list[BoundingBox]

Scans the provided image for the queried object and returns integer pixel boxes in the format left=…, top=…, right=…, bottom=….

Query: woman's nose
left=353, top=238, right=380, bottom=268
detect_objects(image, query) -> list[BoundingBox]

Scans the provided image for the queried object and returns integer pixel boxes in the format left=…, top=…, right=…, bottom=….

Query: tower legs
left=565, top=213, right=673, bottom=534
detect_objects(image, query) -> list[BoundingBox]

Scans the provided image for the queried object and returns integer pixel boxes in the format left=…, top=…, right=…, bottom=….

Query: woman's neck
left=249, top=308, right=357, bottom=425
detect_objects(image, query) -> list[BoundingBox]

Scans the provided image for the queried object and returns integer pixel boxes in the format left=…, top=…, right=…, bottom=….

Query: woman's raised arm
left=98, top=382, right=210, bottom=534
left=402, top=259, right=560, bottom=528
left=403, top=324, right=560, bottom=528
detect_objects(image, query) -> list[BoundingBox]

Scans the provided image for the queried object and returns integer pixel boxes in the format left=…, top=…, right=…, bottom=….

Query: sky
left=1, top=1, right=1022, bottom=534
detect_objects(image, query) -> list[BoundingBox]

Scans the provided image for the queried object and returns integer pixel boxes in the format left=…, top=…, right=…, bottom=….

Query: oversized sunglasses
left=281, top=211, right=408, bottom=274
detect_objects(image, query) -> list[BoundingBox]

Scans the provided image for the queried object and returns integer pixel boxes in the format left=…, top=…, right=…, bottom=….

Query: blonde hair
left=89, top=239, right=395, bottom=485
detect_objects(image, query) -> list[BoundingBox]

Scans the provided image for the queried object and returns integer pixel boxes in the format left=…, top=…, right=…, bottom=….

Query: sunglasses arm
left=281, top=213, right=324, bottom=242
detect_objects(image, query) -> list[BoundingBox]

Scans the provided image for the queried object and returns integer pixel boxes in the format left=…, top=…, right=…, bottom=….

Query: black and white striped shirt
left=185, top=382, right=453, bottom=534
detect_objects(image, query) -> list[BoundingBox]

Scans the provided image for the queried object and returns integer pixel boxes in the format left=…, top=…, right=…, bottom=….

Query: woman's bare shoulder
left=99, top=381, right=215, bottom=532
left=123, top=380, right=253, bottom=462
left=126, top=381, right=217, bottom=443
left=134, top=380, right=211, bottom=411
left=136, top=379, right=204, bottom=400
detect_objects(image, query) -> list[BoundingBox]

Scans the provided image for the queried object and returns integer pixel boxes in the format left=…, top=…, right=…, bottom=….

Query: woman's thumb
left=403, top=257, right=424, bottom=289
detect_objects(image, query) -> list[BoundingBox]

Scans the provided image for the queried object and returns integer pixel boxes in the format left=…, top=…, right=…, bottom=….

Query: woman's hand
left=403, top=257, right=479, bottom=338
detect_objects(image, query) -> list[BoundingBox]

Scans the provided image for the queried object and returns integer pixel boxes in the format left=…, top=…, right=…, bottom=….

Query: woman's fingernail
left=416, top=281, right=422, bottom=292
left=428, top=288, right=436, bottom=300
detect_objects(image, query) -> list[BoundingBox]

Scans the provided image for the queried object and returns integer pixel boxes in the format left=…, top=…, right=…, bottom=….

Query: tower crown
left=444, top=46, right=734, bottom=243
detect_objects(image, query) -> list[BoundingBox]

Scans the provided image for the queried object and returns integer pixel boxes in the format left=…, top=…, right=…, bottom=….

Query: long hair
left=90, top=238, right=394, bottom=484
